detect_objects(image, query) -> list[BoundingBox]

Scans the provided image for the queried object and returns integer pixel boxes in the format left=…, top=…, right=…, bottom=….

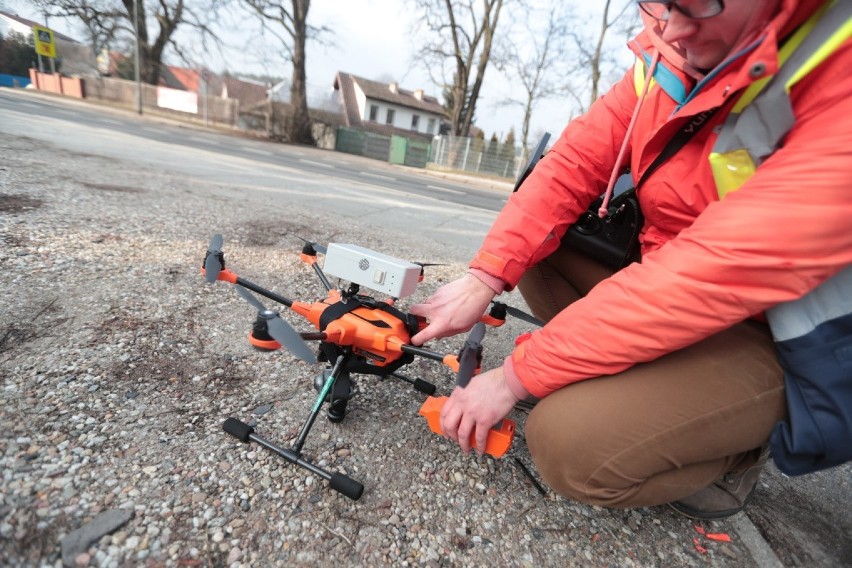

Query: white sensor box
left=322, top=243, right=421, bottom=298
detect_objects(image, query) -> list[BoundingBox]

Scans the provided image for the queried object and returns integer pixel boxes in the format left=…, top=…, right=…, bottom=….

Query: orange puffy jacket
left=471, top=0, right=852, bottom=398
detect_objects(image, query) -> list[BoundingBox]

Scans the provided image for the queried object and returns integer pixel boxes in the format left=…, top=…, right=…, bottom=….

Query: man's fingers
left=407, top=303, right=428, bottom=317
left=456, top=417, right=474, bottom=454
left=411, top=327, right=439, bottom=346
left=473, top=424, right=489, bottom=456
left=440, top=397, right=460, bottom=441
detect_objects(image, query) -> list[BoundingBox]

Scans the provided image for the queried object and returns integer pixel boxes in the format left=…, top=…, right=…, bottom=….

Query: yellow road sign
left=33, top=25, right=56, bottom=58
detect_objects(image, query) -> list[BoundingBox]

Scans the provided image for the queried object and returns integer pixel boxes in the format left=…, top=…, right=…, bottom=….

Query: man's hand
left=409, top=273, right=496, bottom=345
left=440, top=366, right=520, bottom=455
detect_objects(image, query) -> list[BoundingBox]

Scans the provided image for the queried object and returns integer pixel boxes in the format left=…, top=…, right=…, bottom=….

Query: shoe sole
left=668, top=488, right=756, bottom=521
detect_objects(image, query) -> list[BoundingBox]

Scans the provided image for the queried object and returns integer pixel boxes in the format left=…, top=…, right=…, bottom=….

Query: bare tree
left=35, top=0, right=225, bottom=85
left=34, top=0, right=123, bottom=56
left=566, top=0, right=639, bottom=113
left=240, top=0, right=326, bottom=144
left=411, top=0, right=508, bottom=138
left=496, top=5, right=569, bottom=155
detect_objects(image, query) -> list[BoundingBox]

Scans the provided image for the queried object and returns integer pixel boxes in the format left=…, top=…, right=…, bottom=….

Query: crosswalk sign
left=33, top=25, right=56, bottom=58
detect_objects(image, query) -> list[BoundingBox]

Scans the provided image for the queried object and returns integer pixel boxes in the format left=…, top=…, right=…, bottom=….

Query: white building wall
left=351, top=82, right=440, bottom=134
left=353, top=83, right=368, bottom=121
left=356, top=96, right=441, bottom=135
left=0, top=15, right=33, bottom=37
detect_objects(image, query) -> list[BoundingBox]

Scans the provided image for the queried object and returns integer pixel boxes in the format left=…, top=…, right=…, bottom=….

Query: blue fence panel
left=0, top=74, right=31, bottom=88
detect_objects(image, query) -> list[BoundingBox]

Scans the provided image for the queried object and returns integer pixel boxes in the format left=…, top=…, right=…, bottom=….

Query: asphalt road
left=0, top=88, right=507, bottom=218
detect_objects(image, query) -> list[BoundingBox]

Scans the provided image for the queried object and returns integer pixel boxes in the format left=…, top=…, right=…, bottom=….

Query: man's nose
left=660, top=9, right=699, bottom=43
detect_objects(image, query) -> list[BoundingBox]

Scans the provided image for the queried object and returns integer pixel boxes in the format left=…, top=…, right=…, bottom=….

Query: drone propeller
left=418, top=321, right=515, bottom=457
left=234, top=285, right=317, bottom=364
left=491, top=301, right=544, bottom=327
left=296, top=237, right=327, bottom=256
left=456, top=322, right=486, bottom=387
left=413, top=262, right=445, bottom=268
left=412, top=261, right=446, bottom=281
left=204, top=234, right=224, bottom=283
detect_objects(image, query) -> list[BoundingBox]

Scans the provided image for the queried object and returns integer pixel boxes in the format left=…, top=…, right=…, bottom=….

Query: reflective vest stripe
left=769, top=266, right=852, bottom=342
left=710, top=0, right=852, bottom=198
left=786, top=5, right=852, bottom=89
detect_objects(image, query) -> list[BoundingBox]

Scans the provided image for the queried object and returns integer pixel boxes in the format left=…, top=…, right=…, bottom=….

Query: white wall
left=0, top=15, right=33, bottom=38
left=352, top=82, right=440, bottom=134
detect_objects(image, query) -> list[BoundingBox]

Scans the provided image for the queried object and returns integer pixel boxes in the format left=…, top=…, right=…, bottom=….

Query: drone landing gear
left=222, top=418, right=363, bottom=499
left=223, top=353, right=366, bottom=500
left=313, top=368, right=355, bottom=423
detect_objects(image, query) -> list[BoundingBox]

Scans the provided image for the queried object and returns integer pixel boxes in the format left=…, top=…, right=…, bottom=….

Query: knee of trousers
left=525, top=404, right=638, bottom=507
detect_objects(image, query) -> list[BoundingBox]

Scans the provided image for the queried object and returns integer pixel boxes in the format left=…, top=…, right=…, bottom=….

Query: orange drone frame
left=201, top=235, right=540, bottom=499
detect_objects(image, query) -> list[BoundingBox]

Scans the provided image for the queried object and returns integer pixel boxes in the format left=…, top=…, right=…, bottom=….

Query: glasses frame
left=637, top=0, right=725, bottom=22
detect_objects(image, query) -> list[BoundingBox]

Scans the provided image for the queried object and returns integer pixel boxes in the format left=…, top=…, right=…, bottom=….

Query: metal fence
left=429, top=135, right=524, bottom=179
left=335, top=128, right=432, bottom=168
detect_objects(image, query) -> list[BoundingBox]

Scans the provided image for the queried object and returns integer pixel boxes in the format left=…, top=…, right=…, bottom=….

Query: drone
left=201, top=235, right=542, bottom=500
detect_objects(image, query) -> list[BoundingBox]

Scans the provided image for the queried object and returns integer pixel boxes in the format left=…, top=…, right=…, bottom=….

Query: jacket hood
left=633, top=0, right=827, bottom=78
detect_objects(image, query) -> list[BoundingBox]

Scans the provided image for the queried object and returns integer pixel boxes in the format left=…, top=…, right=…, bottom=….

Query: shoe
left=669, top=448, right=769, bottom=520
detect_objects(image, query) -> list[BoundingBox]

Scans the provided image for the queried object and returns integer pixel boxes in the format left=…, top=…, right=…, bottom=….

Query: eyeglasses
left=637, top=0, right=725, bottom=21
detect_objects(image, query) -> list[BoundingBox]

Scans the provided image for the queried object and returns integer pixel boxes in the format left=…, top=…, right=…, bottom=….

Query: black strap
left=318, top=296, right=421, bottom=338
left=636, top=107, right=719, bottom=188
left=319, top=299, right=362, bottom=332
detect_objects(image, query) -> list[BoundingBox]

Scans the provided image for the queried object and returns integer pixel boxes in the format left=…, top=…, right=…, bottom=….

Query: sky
left=1, top=0, right=636, bottom=146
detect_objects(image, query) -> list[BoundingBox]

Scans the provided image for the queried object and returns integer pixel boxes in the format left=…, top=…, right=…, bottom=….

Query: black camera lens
left=574, top=211, right=602, bottom=235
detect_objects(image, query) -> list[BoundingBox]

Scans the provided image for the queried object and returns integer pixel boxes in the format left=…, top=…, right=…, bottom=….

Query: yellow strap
left=732, top=3, right=828, bottom=112
left=633, top=58, right=656, bottom=97
left=786, top=14, right=852, bottom=90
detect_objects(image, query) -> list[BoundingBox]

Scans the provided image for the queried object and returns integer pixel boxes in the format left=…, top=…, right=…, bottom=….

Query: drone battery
left=322, top=243, right=421, bottom=298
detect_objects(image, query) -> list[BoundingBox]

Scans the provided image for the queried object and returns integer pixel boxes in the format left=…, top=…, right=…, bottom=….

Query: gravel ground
left=1, top=133, right=760, bottom=567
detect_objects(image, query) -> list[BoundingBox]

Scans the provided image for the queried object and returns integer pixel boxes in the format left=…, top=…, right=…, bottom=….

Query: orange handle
left=418, top=396, right=514, bottom=458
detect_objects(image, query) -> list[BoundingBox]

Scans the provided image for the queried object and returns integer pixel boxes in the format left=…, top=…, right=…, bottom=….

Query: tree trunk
left=590, top=0, right=612, bottom=105
left=288, top=0, right=313, bottom=144
left=460, top=0, right=502, bottom=137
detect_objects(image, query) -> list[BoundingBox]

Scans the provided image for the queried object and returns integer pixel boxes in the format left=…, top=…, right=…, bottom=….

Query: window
left=411, top=114, right=420, bottom=131
left=427, top=118, right=436, bottom=135
left=369, top=104, right=379, bottom=122
left=385, top=108, right=395, bottom=125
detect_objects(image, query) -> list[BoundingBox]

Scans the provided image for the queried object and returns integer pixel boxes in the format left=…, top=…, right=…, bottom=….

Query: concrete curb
left=732, top=514, right=784, bottom=568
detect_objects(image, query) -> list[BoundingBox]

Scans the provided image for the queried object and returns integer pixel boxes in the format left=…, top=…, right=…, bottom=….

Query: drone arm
left=312, top=264, right=334, bottom=292
left=400, top=344, right=449, bottom=364
left=299, top=248, right=334, bottom=291
left=234, top=277, right=294, bottom=308
left=300, top=332, right=328, bottom=341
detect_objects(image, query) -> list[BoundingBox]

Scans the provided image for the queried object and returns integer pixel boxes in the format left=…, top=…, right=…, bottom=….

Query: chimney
left=389, top=82, right=398, bottom=93
left=414, top=89, right=424, bottom=100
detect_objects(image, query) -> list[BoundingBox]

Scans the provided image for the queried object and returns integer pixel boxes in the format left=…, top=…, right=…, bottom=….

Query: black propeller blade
left=234, top=285, right=317, bottom=364
left=412, top=262, right=445, bottom=268
left=457, top=322, right=486, bottom=387
left=296, top=237, right=327, bottom=255
left=204, top=234, right=224, bottom=283
left=490, top=301, right=544, bottom=327
left=513, top=132, right=551, bottom=193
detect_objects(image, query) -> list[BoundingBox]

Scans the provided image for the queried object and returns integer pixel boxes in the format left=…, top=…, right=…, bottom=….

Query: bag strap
left=636, top=106, right=719, bottom=189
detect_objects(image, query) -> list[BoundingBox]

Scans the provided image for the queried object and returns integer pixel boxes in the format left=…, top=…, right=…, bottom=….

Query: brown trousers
left=517, top=246, right=787, bottom=508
